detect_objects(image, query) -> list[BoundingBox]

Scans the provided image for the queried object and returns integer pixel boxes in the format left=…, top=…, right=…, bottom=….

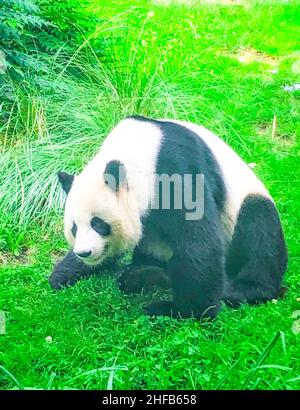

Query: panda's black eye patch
left=71, top=222, right=77, bottom=237
left=91, top=217, right=111, bottom=236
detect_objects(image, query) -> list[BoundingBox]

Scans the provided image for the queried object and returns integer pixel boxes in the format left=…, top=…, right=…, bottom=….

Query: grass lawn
left=0, top=0, right=300, bottom=390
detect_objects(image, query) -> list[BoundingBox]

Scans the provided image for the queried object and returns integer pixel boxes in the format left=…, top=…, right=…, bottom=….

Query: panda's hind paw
left=118, top=265, right=169, bottom=294
left=144, top=300, right=176, bottom=317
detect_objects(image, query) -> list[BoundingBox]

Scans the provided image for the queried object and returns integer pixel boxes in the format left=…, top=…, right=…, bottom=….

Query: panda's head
left=57, top=160, right=142, bottom=265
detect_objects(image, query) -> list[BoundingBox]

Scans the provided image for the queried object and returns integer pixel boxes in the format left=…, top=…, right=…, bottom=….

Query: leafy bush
left=0, top=0, right=50, bottom=126
left=36, top=0, right=104, bottom=55
left=0, top=0, right=104, bottom=131
left=0, top=0, right=100, bottom=80
left=0, top=0, right=50, bottom=80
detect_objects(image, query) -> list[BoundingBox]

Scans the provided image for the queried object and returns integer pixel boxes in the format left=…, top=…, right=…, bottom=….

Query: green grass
left=0, top=0, right=300, bottom=390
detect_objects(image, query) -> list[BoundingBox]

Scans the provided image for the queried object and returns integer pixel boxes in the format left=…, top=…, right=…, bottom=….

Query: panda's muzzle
left=75, top=250, right=92, bottom=259
left=73, top=242, right=110, bottom=265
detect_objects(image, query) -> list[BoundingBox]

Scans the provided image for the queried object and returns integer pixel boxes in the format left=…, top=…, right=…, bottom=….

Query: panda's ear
left=57, top=171, right=75, bottom=194
left=104, top=160, right=127, bottom=192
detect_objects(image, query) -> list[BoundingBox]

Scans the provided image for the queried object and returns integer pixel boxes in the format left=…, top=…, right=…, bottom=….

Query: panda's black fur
left=50, top=116, right=288, bottom=319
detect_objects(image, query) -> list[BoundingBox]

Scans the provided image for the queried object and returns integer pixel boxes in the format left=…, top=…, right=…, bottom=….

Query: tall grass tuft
left=0, top=8, right=247, bottom=233
left=0, top=27, right=204, bottom=230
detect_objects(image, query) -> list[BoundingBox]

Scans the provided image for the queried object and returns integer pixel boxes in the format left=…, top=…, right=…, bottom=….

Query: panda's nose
left=75, top=250, right=92, bottom=258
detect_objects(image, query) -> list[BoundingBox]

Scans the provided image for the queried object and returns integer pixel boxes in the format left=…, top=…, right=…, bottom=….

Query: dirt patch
left=0, top=246, right=37, bottom=266
left=257, top=123, right=295, bottom=148
left=225, top=47, right=279, bottom=68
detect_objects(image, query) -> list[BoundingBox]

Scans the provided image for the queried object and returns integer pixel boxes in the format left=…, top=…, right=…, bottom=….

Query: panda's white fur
left=64, top=117, right=270, bottom=263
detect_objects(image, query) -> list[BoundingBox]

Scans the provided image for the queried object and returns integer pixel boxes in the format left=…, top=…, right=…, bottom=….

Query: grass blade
left=241, top=331, right=281, bottom=390
left=0, top=365, right=25, bottom=390
left=46, top=372, right=56, bottom=390
left=214, top=358, right=241, bottom=389
left=107, top=370, right=115, bottom=390
left=65, top=366, right=128, bottom=385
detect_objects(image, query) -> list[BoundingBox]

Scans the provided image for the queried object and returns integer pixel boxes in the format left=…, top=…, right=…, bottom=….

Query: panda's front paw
left=49, top=275, right=63, bottom=290
left=49, top=251, right=100, bottom=290
left=49, top=269, right=80, bottom=290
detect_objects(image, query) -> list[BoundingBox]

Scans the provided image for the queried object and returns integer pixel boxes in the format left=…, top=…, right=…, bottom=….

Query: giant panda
left=49, top=116, right=288, bottom=319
